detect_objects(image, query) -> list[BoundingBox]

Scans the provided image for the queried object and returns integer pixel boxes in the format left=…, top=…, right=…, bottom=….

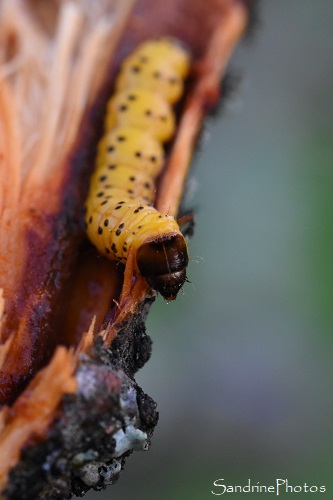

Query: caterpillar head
left=136, top=233, right=189, bottom=301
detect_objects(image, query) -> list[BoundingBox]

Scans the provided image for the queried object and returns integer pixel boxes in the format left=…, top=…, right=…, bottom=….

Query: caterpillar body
left=85, top=38, right=191, bottom=301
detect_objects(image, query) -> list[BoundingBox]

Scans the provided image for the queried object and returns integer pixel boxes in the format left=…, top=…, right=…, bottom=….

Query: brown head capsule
left=136, top=233, right=189, bottom=300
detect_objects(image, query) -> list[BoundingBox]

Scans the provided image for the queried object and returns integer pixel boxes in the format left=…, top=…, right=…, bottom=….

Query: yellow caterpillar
left=85, top=38, right=191, bottom=301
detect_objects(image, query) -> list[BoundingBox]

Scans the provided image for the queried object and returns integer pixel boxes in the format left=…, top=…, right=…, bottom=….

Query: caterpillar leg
left=177, top=212, right=195, bottom=238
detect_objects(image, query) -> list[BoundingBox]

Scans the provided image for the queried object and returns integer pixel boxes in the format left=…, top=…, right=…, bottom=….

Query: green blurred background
left=86, top=1, right=333, bottom=498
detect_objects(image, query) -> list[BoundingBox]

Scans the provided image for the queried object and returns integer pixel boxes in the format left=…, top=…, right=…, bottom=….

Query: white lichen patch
left=112, top=423, right=148, bottom=458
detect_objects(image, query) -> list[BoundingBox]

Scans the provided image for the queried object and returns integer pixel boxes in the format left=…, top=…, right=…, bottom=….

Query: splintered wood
left=0, top=347, right=76, bottom=490
left=0, top=0, right=134, bottom=301
left=156, top=2, right=248, bottom=216
left=0, top=0, right=135, bottom=405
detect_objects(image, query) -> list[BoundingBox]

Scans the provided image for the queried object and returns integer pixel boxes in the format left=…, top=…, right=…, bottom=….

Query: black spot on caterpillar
left=85, top=38, right=191, bottom=300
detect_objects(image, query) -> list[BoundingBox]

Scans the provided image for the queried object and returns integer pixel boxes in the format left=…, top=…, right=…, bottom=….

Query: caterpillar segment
left=85, top=38, right=191, bottom=300
left=105, top=88, right=175, bottom=142
left=118, top=37, right=190, bottom=78
left=96, top=126, right=165, bottom=173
